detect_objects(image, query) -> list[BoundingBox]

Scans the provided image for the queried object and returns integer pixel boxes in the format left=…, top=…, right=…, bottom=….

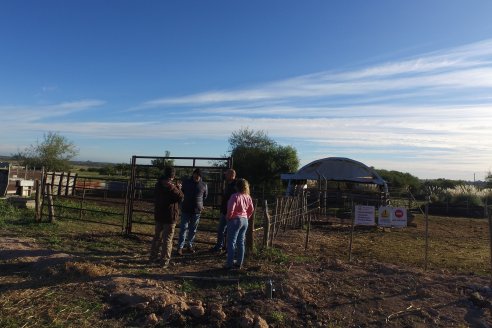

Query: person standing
left=225, top=178, right=254, bottom=269
left=211, top=169, right=236, bottom=253
left=150, top=166, right=184, bottom=268
left=177, top=168, right=208, bottom=255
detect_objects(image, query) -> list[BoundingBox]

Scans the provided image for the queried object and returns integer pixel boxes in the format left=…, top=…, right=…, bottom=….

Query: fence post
left=64, top=172, right=71, bottom=196
left=79, top=178, right=87, bottom=221
left=57, top=172, right=64, bottom=196
left=424, top=197, right=430, bottom=271
left=46, top=183, right=55, bottom=223
left=304, top=213, right=311, bottom=250
left=348, top=199, right=355, bottom=262
left=270, top=198, right=278, bottom=246
left=34, top=179, right=41, bottom=222
left=488, top=211, right=492, bottom=280
left=246, top=208, right=255, bottom=256
left=263, top=200, right=270, bottom=248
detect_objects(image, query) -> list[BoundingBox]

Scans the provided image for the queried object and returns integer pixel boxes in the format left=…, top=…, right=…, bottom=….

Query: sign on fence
left=378, top=206, right=392, bottom=227
left=355, top=205, right=375, bottom=226
left=378, top=206, right=407, bottom=227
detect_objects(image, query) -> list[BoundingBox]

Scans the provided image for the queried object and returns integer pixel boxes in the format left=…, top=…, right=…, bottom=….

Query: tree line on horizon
left=10, top=130, right=492, bottom=202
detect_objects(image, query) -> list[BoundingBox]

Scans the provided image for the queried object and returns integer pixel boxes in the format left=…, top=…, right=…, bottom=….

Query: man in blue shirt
left=177, top=168, right=208, bottom=255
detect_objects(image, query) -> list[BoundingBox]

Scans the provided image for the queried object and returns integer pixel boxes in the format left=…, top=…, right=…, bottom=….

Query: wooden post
left=79, top=178, right=86, bottom=221
left=488, top=211, right=492, bottom=280
left=40, top=170, right=46, bottom=221
left=270, top=198, right=276, bottom=246
left=34, top=179, right=41, bottom=222
left=283, top=197, right=288, bottom=233
left=424, top=197, right=430, bottom=271
left=304, top=213, right=311, bottom=250
left=348, top=200, right=355, bottom=262
left=64, top=172, right=70, bottom=196
left=46, top=183, right=55, bottom=223
left=57, top=172, right=64, bottom=196
left=72, top=173, right=78, bottom=196
left=263, top=200, right=271, bottom=248
left=50, top=171, right=55, bottom=191
left=246, top=208, right=256, bottom=256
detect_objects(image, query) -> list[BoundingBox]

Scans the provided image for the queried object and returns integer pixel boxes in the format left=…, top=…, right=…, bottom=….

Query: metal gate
left=124, top=156, right=233, bottom=238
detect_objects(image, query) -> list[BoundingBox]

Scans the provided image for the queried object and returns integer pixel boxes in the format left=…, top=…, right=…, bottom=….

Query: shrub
left=450, top=193, right=483, bottom=207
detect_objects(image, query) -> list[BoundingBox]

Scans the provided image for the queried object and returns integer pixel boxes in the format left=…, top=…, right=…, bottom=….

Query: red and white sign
left=378, top=206, right=407, bottom=227
left=392, top=207, right=407, bottom=227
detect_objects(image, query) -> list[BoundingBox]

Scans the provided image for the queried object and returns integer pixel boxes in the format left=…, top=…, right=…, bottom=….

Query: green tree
left=486, top=171, right=492, bottom=189
left=15, top=131, right=79, bottom=172
left=151, top=150, right=175, bottom=170
left=420, top=178, right=461, bottom=202
left=375, top=169, right=421, bottom=191
left=228, top=128, right=300, bottom=193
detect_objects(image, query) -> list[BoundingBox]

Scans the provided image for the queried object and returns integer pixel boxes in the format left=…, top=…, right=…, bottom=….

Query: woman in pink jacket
left=225, top=178, right=254, bottom=269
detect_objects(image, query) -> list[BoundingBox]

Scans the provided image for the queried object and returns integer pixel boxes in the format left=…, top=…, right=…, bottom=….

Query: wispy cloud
left=0, top=100, right=106, bottom=122
left=137, top=39, right=492, bottom=108
left=2, top=39, right=492, bottom=179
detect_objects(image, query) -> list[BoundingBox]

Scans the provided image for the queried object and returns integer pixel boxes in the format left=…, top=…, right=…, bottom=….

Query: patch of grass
left=240, top=280, right=264, bottom=292
left=291, top=254, right=316, bottom=263
left=340, top=214, right=490, bottom=275
left=0, top=317, right=21, bottom=328
left=269, top=310, right=286, bottom=325
left=0, top=199, right=36, bottom=227
left=47, top=235, right=62, bottom=246
left=181, top=279, right=198, bottom=293
left=0, top=285, right=117, bottom=328
left=256, top=247, right=290, bottom=265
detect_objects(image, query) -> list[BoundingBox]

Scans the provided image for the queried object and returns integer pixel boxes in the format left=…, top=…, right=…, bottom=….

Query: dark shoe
left=177, top=248, right=184, bottom=256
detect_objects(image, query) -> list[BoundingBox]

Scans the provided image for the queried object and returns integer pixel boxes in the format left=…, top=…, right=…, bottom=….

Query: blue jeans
left=226, top=217, right=249, bottom=268
left=178, top=212, right=201, bottom=249
left=213, top=214, right=228, bottom=250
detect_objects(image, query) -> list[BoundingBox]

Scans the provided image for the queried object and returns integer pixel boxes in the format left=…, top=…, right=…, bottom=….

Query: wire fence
left=31, top=172, right=492, bottom=276
left=252, top=192, right=492, bottom=276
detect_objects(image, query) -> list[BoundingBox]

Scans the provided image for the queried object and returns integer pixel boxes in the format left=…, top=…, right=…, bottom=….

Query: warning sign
left=377, top=206, right=407, bottom=227
left=355, top=205, right=375, bottom=226
left=378, top=206, right=392, bottom=227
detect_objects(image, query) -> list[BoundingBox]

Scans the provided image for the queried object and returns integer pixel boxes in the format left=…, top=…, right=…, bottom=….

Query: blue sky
left=1, top=1, right=492, bottom=180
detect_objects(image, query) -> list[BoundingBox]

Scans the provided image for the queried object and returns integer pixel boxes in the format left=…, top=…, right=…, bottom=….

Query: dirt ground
left=1, top=215, right=492, bottom=327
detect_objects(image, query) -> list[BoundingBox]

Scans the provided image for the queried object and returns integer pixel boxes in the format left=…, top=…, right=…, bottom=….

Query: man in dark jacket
left=150, top=166, right=184, bottom=268
left=211, top=168, right=236, bottom=253
left=177, top=168, right=208, bottom=255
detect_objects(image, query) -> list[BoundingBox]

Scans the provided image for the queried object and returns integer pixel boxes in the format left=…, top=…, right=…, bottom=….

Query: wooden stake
left=263, top=200, right=271, bottom=248
left=304, top=213, right=311, bottom=250
left=34, top=179, right=41, bottom=222
left=46, top=183, right=55, bottom=223
left=348, top=200, right=355, bottom=262
left=488, top=211, right=492, bottom=281
left=424, top=198, right=430, bottom=271
left=246, top=203, right=256, bottom=255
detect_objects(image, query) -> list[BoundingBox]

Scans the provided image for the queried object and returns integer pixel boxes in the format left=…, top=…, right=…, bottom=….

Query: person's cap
left=192, top=168, right=202, bottom=177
